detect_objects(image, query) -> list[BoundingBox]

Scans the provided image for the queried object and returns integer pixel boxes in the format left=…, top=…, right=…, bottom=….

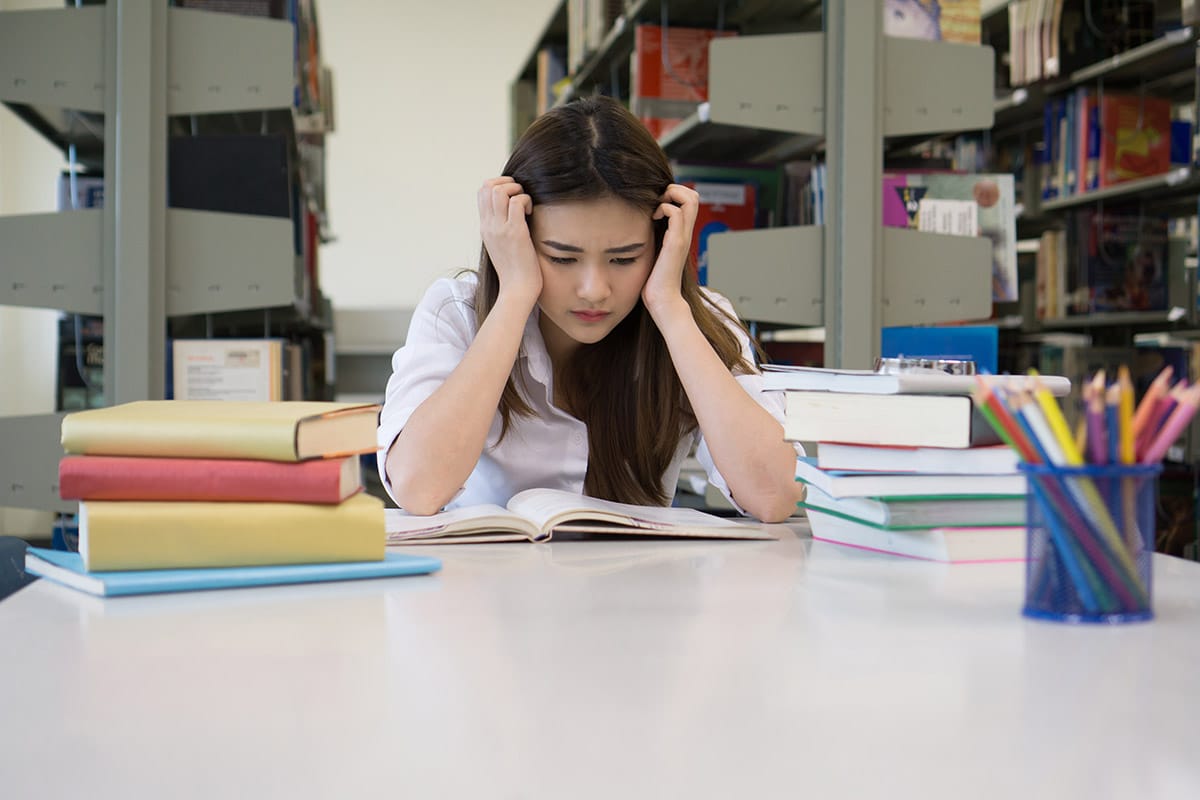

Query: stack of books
left=25, top=401, right=440, bottom=596
left=765, top=366, right=1072, bottom=563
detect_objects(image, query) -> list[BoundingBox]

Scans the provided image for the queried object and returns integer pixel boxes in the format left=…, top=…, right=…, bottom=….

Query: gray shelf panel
left=883, top=39, right=995, bottom=136
left=708, top=34, right=993, bottom=140
left=659, top=104, right=821, bottom=163
left=881, top=228, right=993, bottom=327
left=0, top=6, right=105, bottom=112
left=0, top=413, right=74, bottom=513
left=1038, top=168, right=1197, bottom=212
left=709, top=33, right=825, bottom=136
left=0, top=210, right=103, bottom=314
left=165, top=210, right=297, bottom=316
left=167, top=7, right=294, bottom=115
left=706, top=226, right=823, bottom=326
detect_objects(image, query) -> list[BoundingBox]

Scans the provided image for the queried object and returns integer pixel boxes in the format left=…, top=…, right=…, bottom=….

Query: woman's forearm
left=651, top=300, right=802, bottom=522
left=385, top=295, right=534, bottom=514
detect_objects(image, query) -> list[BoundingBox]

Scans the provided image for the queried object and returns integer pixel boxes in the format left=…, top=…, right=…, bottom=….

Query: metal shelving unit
left=511, top=1, right=997, bottom=369
left=0, top=1, right=310, bottom=512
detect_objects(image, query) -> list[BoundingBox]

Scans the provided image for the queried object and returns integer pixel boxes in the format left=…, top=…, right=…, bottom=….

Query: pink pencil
left=1132, top=365, right=1174, bottom=440
left=1140, top=383, right=1200, bottom=464
left=1137, top=379, right=1187, bottom=460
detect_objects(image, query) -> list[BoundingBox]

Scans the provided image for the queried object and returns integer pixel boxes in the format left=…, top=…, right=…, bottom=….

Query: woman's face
left=528, top=196, right=655, bottom=364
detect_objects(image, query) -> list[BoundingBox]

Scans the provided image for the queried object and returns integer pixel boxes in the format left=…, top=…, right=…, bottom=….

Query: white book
left=761, top=365, right=1070, bottom=396
left=795, top=457, right=1027, bottom=499
left=172, top=339, right=285, bottom=402
left=806, top=508, right=1027, bottom=563
left=816, top=442, right=1020, bottom=475
left=385, top=488, right=775, bottom=545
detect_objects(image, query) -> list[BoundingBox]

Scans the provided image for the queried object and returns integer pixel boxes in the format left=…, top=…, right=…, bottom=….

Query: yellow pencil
left=1030, top=372, right=1085, bottom=465
left=1117, top=366, right=1135, bottom=465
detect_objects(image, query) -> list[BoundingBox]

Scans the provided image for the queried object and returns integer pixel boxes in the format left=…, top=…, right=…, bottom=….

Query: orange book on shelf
left=1098, top=94, right=1171, bottom=188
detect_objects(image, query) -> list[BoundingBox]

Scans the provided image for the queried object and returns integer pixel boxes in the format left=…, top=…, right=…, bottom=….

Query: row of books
left=1032, top=209, right=1179, bottom=320
left=1040, top=90, right=1186, bottom=201
left=57, top=321, right=327, bottom=411
left=1005, top=0, right=1157, bottom=87
left=768, top=366, right=1073, bottom=563
left=27, top=400, right=441, bottom=596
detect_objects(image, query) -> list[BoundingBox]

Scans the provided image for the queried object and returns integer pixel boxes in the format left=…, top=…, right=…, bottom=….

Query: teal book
left=24, top=547, right=441, bottom=598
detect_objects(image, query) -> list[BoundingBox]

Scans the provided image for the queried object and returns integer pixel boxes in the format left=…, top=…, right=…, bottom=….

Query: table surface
left=2, top=525, right=1199, bottom=799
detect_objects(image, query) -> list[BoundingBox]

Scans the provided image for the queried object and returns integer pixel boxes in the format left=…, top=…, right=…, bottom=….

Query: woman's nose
left=577, top=263, right=610, bottom=303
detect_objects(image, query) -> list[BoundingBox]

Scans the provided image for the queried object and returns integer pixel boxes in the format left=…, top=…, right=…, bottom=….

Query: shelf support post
left=102, top=0, right=168, bottom=402
left=823, top=0, right=884, bottom=368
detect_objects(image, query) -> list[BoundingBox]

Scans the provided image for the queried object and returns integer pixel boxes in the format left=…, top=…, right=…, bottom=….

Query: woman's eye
left=547, top=256, right=576, bottom=265
left=611, top=257, right=638, bottom=266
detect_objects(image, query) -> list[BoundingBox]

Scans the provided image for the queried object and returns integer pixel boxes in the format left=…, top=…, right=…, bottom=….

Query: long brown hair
left=475, top=95, right=754, bottom=505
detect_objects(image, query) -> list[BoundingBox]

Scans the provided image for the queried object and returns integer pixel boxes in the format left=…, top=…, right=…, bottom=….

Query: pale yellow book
left=79, top=493, right=385, bottom=571
left=60, top=400, right=380, bottom=462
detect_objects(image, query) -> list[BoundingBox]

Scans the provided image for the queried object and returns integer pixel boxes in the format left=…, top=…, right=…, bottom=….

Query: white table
left=2, top=526, right=1199, bottom=799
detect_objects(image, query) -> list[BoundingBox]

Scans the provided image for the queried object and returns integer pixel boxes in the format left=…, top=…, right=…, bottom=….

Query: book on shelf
left=535, top=44, right=568, bottom=115
left=1076, top=209, right=1169, bottom=313
left=172, top=338, right=288, bottom=402
left=77, top=492, right=385, bottom=571
left=629, top=23, right=736, bottom=139
left=1098, top=94, right=1171, bottom=188
left=25, top=547, right=439, bottom=598
left=882, top=171, right=1018, bottom=303
left=56, top=313, right=105, bottom=411
left=794, top=457, right=1027, bottom=499
left=799, top=482, right=1026, bottom=529
left=683, top=181, right=758, bottom=286
left=816, top=442, right=1020, bottom=475
left=883, top=0, right=981, bottom=44
left=386, top=488, right=774, bottom=545
left=806, top=508, right=1026, bottom=563
left=60, top=400, right=380, bottom=462
left=761, top=364, right=1071, bottom=396
left=58, top=454, right=363, bottom=504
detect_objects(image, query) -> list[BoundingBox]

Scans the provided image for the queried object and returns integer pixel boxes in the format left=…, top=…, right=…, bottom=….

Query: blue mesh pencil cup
left=1018, top=462, right=1160, bottom=624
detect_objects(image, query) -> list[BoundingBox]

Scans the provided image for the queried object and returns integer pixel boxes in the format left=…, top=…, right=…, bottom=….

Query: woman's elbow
left=741, top=481, right=804, bottom=523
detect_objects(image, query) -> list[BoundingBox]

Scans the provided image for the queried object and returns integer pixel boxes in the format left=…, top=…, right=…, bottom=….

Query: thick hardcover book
left=782, top=392, right=1005, bottom=449
left=78, top=493, right=384, bottom=571
left=799, top=482, right=1025, bottom=530
left=25, top=548, right=439, bottom=598
left=59, top=454, right=362, bottom=504
left=794, top=457, right=1026, bottom=499
left=60, top=400, right=380, bottom=462
left=386, top=488, right=773, bottom=545
left=806, top=509, right=1025, bottom=563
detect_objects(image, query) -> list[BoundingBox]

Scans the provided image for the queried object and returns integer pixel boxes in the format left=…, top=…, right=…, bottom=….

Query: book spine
left=81, top=493, right=384, bottom=571
left=61, top=416, right=301, bottom=461
left=59, top=455, right=354, bottom=504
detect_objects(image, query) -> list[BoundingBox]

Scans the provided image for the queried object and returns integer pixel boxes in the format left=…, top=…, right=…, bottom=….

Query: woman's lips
left=571, top=310, right=610, bottom=323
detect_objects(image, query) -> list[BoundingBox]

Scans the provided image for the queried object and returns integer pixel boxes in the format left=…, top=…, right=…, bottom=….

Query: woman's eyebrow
left=540, top=240, right=646, bottom=253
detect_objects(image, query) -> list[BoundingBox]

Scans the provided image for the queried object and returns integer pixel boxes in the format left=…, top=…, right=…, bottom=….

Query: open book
left=385, top=488, right=776, bottom=544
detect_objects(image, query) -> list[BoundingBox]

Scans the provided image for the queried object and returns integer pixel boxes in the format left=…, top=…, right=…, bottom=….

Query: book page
left=384, top=505, right=540, bottom=543
left=507, top=488, right=769, bottom=538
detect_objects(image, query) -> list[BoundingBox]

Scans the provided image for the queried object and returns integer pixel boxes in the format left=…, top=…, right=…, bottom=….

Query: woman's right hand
left=478, top=177, right=542, bottom=306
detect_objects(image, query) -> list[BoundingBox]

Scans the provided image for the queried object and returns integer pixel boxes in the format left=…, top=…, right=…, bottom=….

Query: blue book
left=24, top=547, right=441, bottom=598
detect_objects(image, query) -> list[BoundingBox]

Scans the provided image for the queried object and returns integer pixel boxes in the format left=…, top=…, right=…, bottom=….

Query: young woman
left=378, top=96, right=802, bottom=522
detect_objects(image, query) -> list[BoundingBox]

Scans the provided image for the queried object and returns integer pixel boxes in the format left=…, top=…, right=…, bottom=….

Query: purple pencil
left=1137, top=380, right=1186, bottom=461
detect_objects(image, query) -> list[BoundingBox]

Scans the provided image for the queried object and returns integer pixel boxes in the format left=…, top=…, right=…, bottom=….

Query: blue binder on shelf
left=881, top=326, right=998, bottom=375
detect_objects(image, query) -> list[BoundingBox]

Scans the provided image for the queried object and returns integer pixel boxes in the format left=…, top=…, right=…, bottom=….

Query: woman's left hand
left=642, top=183, right=699, bottom=318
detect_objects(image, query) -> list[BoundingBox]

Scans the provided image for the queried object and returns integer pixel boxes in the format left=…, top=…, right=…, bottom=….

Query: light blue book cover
left=24, top=547, right=441, bottom=598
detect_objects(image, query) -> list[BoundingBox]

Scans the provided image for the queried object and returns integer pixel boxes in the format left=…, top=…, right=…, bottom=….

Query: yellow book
left=61, top=400, right=380, bottom=462
left=79, top=493, right=385, bottom=571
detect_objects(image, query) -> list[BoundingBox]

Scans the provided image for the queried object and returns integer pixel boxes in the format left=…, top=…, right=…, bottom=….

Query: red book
left=1098, top=94, right=1171, bottom=188
left=59, top=454, right=363, bottom=504
left=630, top=24, right=737, bottom=139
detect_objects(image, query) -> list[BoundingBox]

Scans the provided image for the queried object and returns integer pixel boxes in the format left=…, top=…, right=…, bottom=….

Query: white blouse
left=376, top=275, right=792, bottom=513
